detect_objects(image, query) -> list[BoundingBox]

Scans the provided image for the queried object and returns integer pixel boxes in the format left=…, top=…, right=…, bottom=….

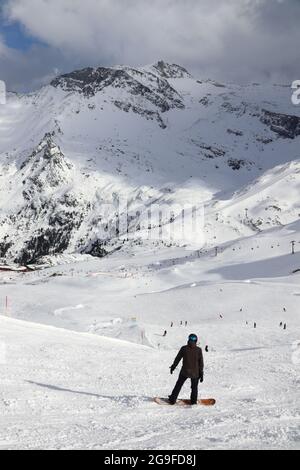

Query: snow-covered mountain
left=0, top=60, right=299, bottom=265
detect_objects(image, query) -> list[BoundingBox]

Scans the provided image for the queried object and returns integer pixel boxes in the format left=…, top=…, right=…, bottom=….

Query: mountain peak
left=152, top=60, right=192, bottom=79
left=49, top=63, right=185, bottom=123
left=50, top=61, right=191, bottom=96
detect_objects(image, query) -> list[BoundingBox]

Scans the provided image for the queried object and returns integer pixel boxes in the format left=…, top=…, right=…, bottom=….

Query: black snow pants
left=169, top=373, right=199, bottom=404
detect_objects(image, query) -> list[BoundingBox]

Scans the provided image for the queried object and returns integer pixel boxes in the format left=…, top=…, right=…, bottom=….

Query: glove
left=170, top=366, right=175, bottom=375
left=199, top=375, right=204, bottom=383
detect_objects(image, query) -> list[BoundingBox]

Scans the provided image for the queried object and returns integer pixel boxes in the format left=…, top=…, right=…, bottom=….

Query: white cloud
left=1, top=0, right=300, bottom=90
left=3, top=0, right=242, bottom=64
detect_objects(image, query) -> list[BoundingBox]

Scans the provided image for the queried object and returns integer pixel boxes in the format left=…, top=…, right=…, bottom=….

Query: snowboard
left=154, top=397, right=216, bottom=406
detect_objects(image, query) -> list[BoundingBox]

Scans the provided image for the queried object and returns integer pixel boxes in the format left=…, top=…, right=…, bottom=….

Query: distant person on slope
left=168, top=334, right=204, bottom=405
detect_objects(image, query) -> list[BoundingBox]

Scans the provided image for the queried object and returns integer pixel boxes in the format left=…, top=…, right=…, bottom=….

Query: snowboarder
left=168, top=334, right=204, bottom=405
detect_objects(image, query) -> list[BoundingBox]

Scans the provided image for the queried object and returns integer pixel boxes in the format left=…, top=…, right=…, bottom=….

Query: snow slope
left=0, top=310, right=298, bottom=451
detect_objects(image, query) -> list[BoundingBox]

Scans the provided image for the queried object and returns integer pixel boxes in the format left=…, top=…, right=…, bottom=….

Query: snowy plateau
left=0, top=61, right=299, bottom=450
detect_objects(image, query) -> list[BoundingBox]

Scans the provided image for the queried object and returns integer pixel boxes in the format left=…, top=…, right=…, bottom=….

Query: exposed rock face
left=19, top=227, right=74, bottom=265
left=261, top=110, right=300, bottom=139
left=152, top=61, right=191, bottom=79
left=51, top=65, right=185, bottom=114
left=20, top=133, right=73, bottom=187
left=85, top=240, right=107, bottom=258
left=114, top=101, right=167, bottom=129
left=0, top=135, right=94, bottom=264
left=0, top=241, right=12, bottom=258
left=227, top=129, right=244, bottom=137
left=228, top=158, right=252, bottom=171
left=50, top=64, right=186, bottom=130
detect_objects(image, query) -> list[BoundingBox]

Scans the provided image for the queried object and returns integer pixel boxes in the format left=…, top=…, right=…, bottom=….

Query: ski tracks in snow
left=0, top=316, right=299, bottom=449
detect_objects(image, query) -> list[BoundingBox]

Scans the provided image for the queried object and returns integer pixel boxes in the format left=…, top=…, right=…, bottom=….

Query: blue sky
left=0, top=21, right=36, bottom=51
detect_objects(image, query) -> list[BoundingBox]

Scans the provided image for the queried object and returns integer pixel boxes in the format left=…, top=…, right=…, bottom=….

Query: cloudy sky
left=0, top=0, right=299, bottom=92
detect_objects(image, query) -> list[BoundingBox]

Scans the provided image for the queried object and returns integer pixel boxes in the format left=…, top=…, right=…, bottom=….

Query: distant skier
left=254, top=322, right=257, bottom=329
left=185, top=321, right=188, bottom=327
left=171, top=322, right=174, bottom=328
left=283, top=307, right=287, bottom=312
left=284, top=323, right=287, bottom=330
left=205, top=345, right=209, bottom=353
left=180, top=321, right=183, bottom=326
left=168, top=334, right=204, bottom=405
left=280, top=322, right=283, bottom=327
left=163, top=330, right=167, bottom=337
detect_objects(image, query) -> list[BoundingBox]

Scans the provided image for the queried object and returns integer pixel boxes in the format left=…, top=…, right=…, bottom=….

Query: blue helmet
left=188, top=334, right=198, bottom=343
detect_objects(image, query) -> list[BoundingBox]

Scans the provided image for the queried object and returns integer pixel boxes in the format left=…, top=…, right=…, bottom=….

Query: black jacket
left=171, top=343, right=204, bottom=379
